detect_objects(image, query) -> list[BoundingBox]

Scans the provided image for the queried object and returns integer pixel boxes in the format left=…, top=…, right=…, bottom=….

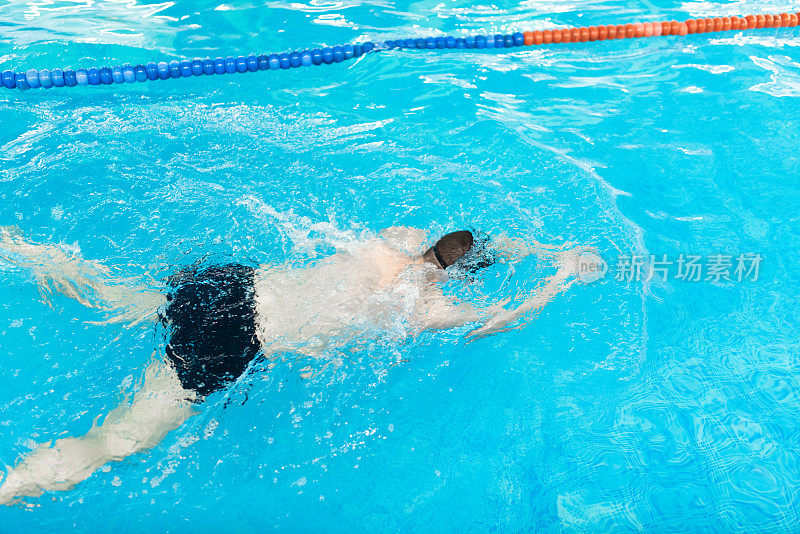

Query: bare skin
left=0, top=226, right=585, bottom=505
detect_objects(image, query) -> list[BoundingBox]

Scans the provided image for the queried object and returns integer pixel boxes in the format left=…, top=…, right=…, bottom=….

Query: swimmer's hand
left=0, top=470, right=9, bottom=506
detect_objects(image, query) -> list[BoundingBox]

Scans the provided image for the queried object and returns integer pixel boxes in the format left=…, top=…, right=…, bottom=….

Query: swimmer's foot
left=0, top=468, right=23, bottom=506
left=0, top=464, right=41, bottom=506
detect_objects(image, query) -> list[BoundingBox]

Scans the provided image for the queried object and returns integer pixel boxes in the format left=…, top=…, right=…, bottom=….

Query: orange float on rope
left=512, top=11, right=794, bottom=50
left=523, top=31, right=534, bottom=46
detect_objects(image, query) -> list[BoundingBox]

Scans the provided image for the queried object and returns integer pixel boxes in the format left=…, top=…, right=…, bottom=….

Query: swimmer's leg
left=0, top=227, right=165, bottom=325
left=0, top=360, right=196, bottom=506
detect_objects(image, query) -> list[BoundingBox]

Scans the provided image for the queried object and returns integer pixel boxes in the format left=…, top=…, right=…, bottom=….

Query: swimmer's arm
left=415, top=235, right=565, bottom=332
left=415, top=287, right=510, bottom=332
left=465, top=246, right=588, bottom=339
left=492, top=233, right=562, bottom=262
left=0, top=227, right=165, bottom=326
left=414, top=289, right=477, bottom=332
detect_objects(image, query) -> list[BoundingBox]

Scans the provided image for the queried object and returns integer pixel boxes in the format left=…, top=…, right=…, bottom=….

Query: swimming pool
left=2, top=0, right=800, bottom=530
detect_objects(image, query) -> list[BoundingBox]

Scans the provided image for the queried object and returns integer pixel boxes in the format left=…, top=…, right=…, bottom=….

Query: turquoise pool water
left=2, top=0, right=800, bottom=531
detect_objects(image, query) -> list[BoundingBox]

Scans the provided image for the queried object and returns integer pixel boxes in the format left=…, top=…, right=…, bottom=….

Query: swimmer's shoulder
left=378, top=226, right=428, bottom=256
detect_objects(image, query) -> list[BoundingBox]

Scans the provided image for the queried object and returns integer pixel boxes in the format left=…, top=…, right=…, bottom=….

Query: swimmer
left=0, top=225, right=585, bottom=505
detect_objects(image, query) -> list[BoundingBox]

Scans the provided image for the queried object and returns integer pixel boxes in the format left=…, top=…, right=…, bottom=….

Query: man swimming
left=0, top=225, right=585, bottom=505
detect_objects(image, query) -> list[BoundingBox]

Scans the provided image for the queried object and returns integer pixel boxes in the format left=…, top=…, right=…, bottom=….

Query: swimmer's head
left=421, top=229, right=494, bottom=273
left=422, top=230, right=474, bottom=269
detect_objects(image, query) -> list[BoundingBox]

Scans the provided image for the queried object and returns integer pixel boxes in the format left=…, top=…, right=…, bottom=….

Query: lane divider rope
left=3, top=12, right=798, bottom=91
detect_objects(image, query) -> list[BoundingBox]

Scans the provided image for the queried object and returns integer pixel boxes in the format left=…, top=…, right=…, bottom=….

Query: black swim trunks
left=162, top=264, right=262, bottom=398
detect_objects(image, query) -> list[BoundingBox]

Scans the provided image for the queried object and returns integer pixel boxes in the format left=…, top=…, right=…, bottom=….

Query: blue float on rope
left=0, top=38, right=414, bottom=91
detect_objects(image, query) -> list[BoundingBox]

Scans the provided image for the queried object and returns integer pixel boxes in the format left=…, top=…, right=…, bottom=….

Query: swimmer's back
left=252, top=239, right=414, bottom=353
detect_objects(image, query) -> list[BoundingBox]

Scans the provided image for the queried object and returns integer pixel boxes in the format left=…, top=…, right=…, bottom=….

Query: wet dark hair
left=423, top=230, right=495, bottom=271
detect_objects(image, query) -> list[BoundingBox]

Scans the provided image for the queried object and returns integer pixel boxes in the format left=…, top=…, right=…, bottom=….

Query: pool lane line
left=2, top=12, right=799, bottom=91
